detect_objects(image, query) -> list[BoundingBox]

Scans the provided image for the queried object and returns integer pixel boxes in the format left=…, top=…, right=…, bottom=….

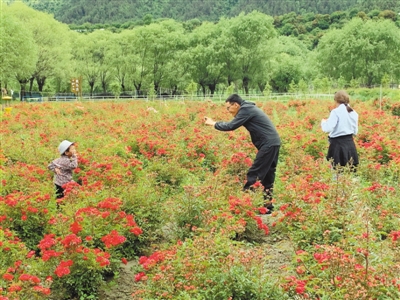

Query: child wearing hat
left=48, top=140, right=78, bottom=199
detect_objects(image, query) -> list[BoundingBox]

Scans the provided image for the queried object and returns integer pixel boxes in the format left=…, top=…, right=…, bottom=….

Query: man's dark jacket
left=214, top=101, right=281, bottom=149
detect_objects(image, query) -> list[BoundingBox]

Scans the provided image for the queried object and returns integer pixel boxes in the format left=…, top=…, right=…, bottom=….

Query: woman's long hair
left=334, top=90, right=353, bottom=112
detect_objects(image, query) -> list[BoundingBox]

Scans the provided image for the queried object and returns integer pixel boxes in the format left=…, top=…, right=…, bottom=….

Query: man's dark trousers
left=243, top=145, right=280, bottom=201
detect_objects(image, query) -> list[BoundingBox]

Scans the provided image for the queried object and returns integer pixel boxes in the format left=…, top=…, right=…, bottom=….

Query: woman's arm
left=321, top=110, right=338, bottom=133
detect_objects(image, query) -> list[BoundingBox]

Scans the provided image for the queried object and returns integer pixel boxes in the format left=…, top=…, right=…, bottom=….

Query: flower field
left=1, top=98, right=399, bottom=299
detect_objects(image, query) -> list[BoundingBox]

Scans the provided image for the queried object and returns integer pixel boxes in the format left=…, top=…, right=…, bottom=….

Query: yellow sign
left=70, top=77, right=82, bottom=94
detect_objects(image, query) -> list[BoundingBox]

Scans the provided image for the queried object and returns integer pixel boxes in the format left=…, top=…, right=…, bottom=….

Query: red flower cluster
left=139, top=251, right=166, bottom=270
left=61, top=234, right=82, bottom=249
left=97, top=197, right=123, bottom=210
left=285, top=276, right=307, bottom=294
left=94, top=249, right=110, bottom=267
left=38, top=234, right=57, bottom=250
left=19, top=273, right=41, bottom=283
left=101, top=230, right=126, bottom=248
left=54, top=260, right=73, bottom=277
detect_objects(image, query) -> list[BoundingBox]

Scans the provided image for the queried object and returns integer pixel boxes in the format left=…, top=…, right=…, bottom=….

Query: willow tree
left=316, top=17, right=400, bottom=86
left=7, top=1, right=72, bottom=92
left=186, top=21, right=226, bottom=96
left=71, top=30, right=115, bottom=96
left=222, top=11, right=276, bottom=95
left=0, top=5, right=37, bottom=99
left=129, top=20, right=186, bottom=95
left=268, top=36, right=311, bottom=92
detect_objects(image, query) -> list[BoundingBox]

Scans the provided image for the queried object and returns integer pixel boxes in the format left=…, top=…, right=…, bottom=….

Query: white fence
left=19, top=93, right=335, bottom=103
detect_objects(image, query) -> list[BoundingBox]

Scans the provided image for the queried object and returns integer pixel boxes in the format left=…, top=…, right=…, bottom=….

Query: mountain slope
left=21, top=0, right=400, bottom=25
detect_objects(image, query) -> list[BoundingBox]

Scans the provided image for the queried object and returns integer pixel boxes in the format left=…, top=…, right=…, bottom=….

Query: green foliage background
left=13, top=0, right=400, bottom=25
left=1, top=0, right=400, bottom=98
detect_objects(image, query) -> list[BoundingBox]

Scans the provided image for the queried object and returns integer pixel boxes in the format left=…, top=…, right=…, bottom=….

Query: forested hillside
left=8, top=0, right=400, bottom=24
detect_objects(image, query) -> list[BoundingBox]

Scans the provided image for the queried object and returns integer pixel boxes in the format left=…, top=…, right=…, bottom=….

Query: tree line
left=10, top=0, right=400, bottom=25
left=1, top=2, right=400, bottom=98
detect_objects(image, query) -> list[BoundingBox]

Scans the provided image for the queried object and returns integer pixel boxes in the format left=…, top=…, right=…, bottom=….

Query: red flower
left=19, top=274, right=40, bottom=284
left=97, top=197, right=123, bottom=210
left=2, top=273, right=13, bottom=281
left=8, top=284, right=22, bottom=292
left=135, top=272, right=146, bottom=282
left=54, top=260, right=73, bottom=278
left=295, top=284, right=306, bottom=294
left=96, top=255, right=110, bottom=267
left=42, top=250, right=63, bottom=261
left=390, top=231, right=400, bottom=242
left=70, top=221, right=82, bottom=234
left=125, top=214, right=137, bottom=226
left=33, top=286, right=51, bottom=295
left=354, top=264, right=364, bottom=270
left=130, top=227, right=143, bottom=236
left=101, top=211, right=110, bottom=219
left=38, top=234, right=56, bottom=250
left=27, top=250, right=35, bottom=258
left=101, top=230, right=126, bottom=248
left=19, top=274, right=32, bottom=281
left=258, top=207, right=267, bottom=214
left=61, top=234, right=82, bottom=248
left=139, top=256, right=148, bottom=265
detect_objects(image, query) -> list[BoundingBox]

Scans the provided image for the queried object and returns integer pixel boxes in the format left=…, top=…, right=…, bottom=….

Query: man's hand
left=55, top=167, right=61, bottom=175
left=204, top=117, right=216, bottom=126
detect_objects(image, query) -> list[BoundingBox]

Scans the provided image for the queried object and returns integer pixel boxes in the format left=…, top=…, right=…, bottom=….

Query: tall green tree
left=264, top=36, right=309, bottom=92
left=316, top=17, right=400, bottom=86
left=123, top=26, right=149, bottom=95
left=71, top=30, right=115, bottom=95
left=186, top=22, right=226, bottom=96
left=108, top=30, right=139, bottom=92
left=213, top=18, right=240, bottom=87
left=223, top=11, right=276, bottom=95
left=162, top=48, right=191, bottom=95
left=0, top=6, right=37, bottom=97
left=89, top=30, right=115, bottom=93
left=139, top=20, right=186, bottom=94
left=7, top=2, right=72, bottom=93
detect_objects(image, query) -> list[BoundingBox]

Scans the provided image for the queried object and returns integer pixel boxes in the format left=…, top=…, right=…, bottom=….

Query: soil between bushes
left=98, top=215, right=294, bottom=299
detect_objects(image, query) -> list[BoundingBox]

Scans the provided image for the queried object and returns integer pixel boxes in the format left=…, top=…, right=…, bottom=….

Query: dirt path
left=99, top=260, right=139, bottom=300
left=259, top=214, right=294, bottom=271
left=99, top=215, right=293, bottom=299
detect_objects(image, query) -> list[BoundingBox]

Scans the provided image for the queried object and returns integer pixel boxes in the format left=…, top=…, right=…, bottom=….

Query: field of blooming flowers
left=1, top=97, right=399, bottom=299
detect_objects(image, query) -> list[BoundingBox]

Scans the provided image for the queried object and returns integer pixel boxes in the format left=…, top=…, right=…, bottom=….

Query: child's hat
left=58, top=140, right=74, bottom=155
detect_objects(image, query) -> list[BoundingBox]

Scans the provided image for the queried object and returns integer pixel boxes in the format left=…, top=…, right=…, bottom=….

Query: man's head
left=225, top=94, right=243, bottom=117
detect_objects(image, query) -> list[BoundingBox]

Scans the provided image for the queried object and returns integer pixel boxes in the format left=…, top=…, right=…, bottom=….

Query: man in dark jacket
left=204, top=94, right=280, bottom=213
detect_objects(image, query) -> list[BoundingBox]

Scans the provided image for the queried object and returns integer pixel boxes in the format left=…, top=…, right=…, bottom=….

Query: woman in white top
left=321, top=90, right=359, bottom=171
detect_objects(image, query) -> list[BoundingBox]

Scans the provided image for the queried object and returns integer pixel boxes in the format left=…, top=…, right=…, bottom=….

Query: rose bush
left=1, top=98, right=399, bottom=299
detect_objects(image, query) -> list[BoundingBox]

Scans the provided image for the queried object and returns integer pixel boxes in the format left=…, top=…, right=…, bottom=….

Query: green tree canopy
left=7, top=1, right=72, bottom=92
left=222, top=11, right=276, bottom=94
left=186, top=21, right=226, bottom=96
left=316, top=17, right=400, bottom=86
left=71, top=30, right=115, bottom=95
left=0, top=7, right=37, bottom=92
left=268, top=36, right=310, bottom=92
